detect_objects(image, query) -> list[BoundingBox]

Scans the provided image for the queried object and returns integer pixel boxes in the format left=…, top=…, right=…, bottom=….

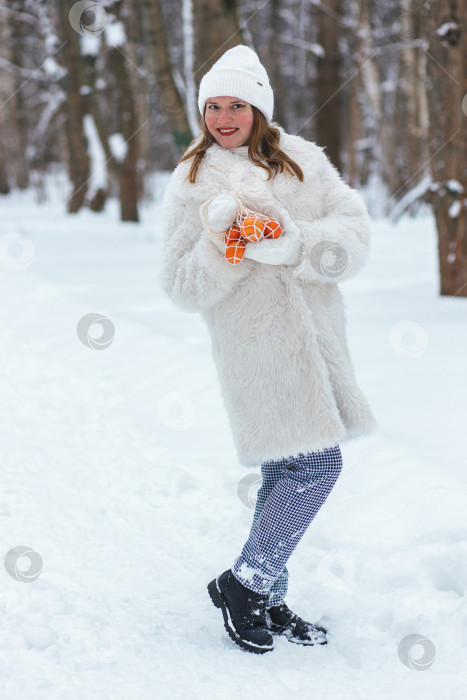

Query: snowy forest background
left=0, top=0, right=466, bottom=296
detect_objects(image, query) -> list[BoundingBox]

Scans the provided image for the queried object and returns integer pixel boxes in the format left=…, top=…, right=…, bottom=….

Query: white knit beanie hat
left=198, top=45, right=274, bottom=123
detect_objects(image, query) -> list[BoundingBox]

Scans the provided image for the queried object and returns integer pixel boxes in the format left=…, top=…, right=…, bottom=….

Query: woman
left=159, top=45, right=378, bottom=655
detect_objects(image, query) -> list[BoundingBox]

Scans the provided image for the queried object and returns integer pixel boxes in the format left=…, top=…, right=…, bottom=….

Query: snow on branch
left=0, top=56, right=64, bottom=81
left=436, top=22, right=459, bottom=45
left=104, top=20, right=126, bottom=47
left=449, top=200, right=462, bottom=219
left=446, top=180, right=464, bottom=195
left=436, top=22, right=458, bottom=38
left=33, top=90, right=66, bottom=142
left=108, top=133, right=128, bottom=165
left=281, top=35, right=325, bottom=58
left=388, top=174, right=432, bottom=222
left=0, top=5, right=38, bottom=25
left=83, top=114, right=108, bottom=192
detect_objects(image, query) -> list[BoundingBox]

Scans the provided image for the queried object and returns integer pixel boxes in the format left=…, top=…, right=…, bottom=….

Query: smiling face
left=204, top=96, right=254, bottom=148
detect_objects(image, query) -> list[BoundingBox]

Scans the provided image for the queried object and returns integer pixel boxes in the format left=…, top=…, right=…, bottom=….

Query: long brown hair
left=179, top=106, right=304, bottom=184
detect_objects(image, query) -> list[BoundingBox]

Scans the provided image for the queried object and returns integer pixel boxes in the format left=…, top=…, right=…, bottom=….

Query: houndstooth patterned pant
left=232, top=445, right=343, bottom=606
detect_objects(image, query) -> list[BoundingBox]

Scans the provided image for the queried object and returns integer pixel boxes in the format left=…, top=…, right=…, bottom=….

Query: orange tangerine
left=241, top=217, right=266, bottom=242
left=225, top=225, right=246, bottom=265
left=225, top=225, right=242, bottom=242
left=263, top=218, right=283, bottom=239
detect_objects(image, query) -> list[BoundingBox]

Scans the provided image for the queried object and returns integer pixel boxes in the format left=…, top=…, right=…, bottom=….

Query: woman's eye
left=207, top=103, right=244, bottom=110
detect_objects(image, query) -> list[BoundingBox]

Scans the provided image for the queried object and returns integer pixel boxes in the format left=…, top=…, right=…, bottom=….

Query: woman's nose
left=217, top=109, right=233, bottom=123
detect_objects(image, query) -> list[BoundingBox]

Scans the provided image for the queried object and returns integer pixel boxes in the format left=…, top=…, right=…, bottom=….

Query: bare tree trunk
left=0, top=0, right=32, bottom=192
left=127, top=0, right=149, bottom=201
left=8, top=0, right=30, bottom=189
left=345, top=0, right=383, bottom=187
left=143, top=0, right=192, bottom=149
left=264, top=0, right=286, bottom=127
left=56, top=0, right=90, bottom=213
left=347, top=66, right=361, bottom=187
left=399, top=0, right=429, bottom=172
left=315, top=0, right=342, bottom=171
left=423, top=1, right=467, bottom=297
left=193, top=0, right=244, bottom=84
left=107, top=3, right=140, bottom=222
left=294, top=0, right=317, bottom=141
left=0, top=0, right=11, bottom=193
left=389, top=0, right=430, bottom=197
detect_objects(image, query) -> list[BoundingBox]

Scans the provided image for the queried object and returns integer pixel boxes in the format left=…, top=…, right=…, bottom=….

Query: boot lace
left=245, top=593, right=268, bottom=628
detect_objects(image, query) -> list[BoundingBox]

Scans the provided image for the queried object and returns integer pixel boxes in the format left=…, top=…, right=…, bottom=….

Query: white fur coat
left=159, top=127, right=378, bottom=466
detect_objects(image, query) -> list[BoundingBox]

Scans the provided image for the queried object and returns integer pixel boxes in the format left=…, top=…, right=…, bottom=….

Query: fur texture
left=159, top=127, right=378, bottom=466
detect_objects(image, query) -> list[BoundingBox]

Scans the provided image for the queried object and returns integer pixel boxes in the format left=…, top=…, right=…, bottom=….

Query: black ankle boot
left=208, top=569, right=274, bottom=654
left=266, top=602, right=328, bottom=645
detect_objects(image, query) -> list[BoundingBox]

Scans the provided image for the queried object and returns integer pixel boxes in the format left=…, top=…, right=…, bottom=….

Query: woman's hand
left=243, top=210, right=303, bottom=266
left=243, top=233, right=302, bottom=266
left=205, top=193, right=238, bottom=234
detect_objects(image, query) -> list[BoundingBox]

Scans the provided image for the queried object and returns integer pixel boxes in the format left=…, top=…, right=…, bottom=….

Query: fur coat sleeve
left=290, top=145, right=372, bottom=284
left=159, top=163, right=254, bottom=312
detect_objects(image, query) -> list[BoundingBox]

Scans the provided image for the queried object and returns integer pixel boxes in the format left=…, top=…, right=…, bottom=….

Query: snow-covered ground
left=1, top=176, right=466, bottom=700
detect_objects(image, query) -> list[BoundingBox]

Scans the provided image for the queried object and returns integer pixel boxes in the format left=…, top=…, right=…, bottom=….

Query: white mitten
left=243, top=223, right=302, bottom=266
left=206, top=193, right=238, bottom=234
